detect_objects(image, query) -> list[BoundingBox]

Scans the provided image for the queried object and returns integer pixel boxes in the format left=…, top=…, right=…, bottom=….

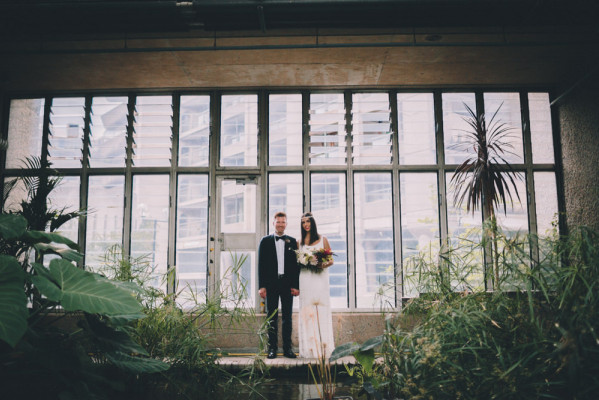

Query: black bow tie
left=275, top=235, right=285, bottom=241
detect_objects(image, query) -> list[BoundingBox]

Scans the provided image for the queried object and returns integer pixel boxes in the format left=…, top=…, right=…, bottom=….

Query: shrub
left=381, top=227, right=599, bottom=399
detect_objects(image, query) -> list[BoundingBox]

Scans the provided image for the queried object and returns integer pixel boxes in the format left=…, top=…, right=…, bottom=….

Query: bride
left=298, top=212, right=335, bottom=359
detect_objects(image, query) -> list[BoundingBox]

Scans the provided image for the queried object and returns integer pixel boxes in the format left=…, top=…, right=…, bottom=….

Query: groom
left=258, top=211, right=300, bottom=359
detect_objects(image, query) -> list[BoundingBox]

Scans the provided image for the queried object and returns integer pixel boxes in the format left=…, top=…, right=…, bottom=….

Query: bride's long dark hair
left=300, top=212, right=320, bottom=245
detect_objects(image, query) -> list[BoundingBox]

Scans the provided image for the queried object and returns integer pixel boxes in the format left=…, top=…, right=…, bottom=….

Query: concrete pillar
left=557, top=73, right=599, bottom=231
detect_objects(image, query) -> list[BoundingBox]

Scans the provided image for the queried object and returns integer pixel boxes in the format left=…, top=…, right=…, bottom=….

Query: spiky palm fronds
left=4, top=156, right=85, bottom=232
left=450, top=102, right=523, bottom=219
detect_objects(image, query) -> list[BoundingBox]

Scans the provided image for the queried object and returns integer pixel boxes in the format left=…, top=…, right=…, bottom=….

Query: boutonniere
left=285, top=238, right=290, bottom=244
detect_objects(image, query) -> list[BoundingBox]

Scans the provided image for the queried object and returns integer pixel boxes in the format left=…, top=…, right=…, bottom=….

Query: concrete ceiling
left=2, top=0, right=598, bottom=36
left=0, top=1, right=598, bottom=93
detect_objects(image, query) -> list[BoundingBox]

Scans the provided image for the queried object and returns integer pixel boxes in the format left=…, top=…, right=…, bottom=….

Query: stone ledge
left=201, top=312, right=390, bottom=349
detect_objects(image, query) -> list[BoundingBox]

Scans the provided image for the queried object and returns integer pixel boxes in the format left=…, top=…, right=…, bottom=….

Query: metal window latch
left=218, top=233, right=224, bottom=251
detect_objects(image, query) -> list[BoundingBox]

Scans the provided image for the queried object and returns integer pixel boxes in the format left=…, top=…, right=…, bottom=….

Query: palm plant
left=3, top=156, right=86, bottom=309
left=8, top=156, right=83, bottom=233
left=449, top=102, right=523, bottom=290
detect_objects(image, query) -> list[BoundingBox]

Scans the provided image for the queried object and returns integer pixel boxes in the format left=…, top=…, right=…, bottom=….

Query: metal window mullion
left=434, top=90, right=449, bottom=288
left=207, top=92, right=221, bottom=297
left=549, top=89, right=567, bottom=237
left=167, top=94, right=180, bottom=295
left=476, top=91, right=494, bottom=290
left=302, top=91, right=310, bottom=212
left=345, top=91, right=356, bottom=310
left=258, top=90, right=269, bottom=311
left=259, top=90, right=268, bottom=231
left=78, top=96, right=92, bottom=268
left=390, top=90, right=402, bottom=306
left=123, top=95, right=136, bottom=258
left=521, top=91, right=538, bottom=236
left=40, top=97, right=52, bottom=164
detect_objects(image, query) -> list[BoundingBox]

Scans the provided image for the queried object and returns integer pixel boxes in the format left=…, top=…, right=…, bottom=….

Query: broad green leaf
left=31, top=275, right=62, bottom=302
left=0, top=214, right=27, bottom=240
left=360, top=335, right=384, bottom=351
left=48, top=259, right=142, bottom=315
left=33, top=243, right=83, bottom=262
left=86, top=315, right=148, bottom=356
left=106, top=313, right=147, bottom=327
left=93, top=274, right=144, bottom=296
left=32, top=262, right=57, bottom=283
left=26, top=230, right=79, bottom=249
left=330, top=341, right=360, bottom=362
left=354, top=348, right=376, bottom=374
left=105, top=351, right=170, bottom=373
left=0, top=255, right=28, bottom=347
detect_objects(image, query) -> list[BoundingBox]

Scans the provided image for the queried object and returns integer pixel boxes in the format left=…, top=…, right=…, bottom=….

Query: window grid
left=1, top=89, right=559, bottom=309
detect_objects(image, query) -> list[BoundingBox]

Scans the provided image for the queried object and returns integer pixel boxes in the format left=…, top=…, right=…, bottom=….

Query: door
left=214, top=176, right=261, bottom=308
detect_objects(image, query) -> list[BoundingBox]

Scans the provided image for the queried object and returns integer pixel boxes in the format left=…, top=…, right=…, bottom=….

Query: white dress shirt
left=275, top=235, right=285, bottom=275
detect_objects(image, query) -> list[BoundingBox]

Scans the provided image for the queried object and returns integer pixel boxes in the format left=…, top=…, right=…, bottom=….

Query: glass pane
left=220, top=95, right=258, bottom=166
left=495, top=177, right=529, bottom=290
left=443, top=93, right=476, bottom=165
left=354, top=173, right=395, bottom=309
left=534, top=172, right=559, bottom=267
left=268, top=173, right=303, bottom=238
left=351, top=93, right=392, bottom=165
left=495, top=177, right=528, bottom=236
left=6, top=99, right=45, bottom=168
left=528, top=93, right=555, bottom=163
left=311, top=173, right=347, bottom=308
left=131, top=175, right=170, bottom=290
left=48, top=97, right=85, bottom=168
left=397, top=93, right=436, bottom=164
left=176, top=175, right=209, bottom=306
left=446, top=172, right=484, bottom=291
left=48, top=176, right=80, bottom=240
left=400, top=173, right=440, bottom=297
left=309, top=93, right=347, bottom=165
left=132, top=96, right=173, bottom=167
left=220, top=180, right=256, bottom=233
left=2, top=177, right=25, bottom=213
left=269, top=94, right=303, bottom=166
left=44, top=176, right=80, bottom=266
left=179, top=95, right=210, bottom=167
left=86, top=176, right=125, bottom=271
left=534, top=172, right=558, bottom=236
left=90, top=97, right=128, bottom=168
left=484, top=92, right=524, bottom=164
left=220, top=251, right=255, bottom=308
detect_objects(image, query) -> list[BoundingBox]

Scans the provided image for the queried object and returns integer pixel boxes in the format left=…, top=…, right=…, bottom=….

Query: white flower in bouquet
left=295, top=247, right=318, bottom=268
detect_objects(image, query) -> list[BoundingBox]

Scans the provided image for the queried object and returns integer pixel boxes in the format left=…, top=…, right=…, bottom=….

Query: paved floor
left=215, top=350, right=357, bottom=375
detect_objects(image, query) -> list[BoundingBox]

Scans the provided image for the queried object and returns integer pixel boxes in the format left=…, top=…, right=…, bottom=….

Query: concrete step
left=215, top=348, right=358, bottom=377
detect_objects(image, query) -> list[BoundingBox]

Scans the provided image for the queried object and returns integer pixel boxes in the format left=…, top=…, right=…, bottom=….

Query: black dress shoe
left=267, top=350, right=277, bottom=359
left=283, top=349, right=297, bottom=358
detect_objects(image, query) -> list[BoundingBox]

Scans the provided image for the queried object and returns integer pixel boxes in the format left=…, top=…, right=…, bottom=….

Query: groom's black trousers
left=265, top=274, right=293, bottom=351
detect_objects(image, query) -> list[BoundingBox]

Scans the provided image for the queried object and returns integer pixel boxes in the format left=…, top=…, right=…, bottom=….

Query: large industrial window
left=1, top=89, right=560, bottom=310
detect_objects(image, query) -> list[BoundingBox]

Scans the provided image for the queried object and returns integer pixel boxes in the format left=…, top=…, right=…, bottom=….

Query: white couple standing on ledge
left=257, top=211, right=335, bottom=359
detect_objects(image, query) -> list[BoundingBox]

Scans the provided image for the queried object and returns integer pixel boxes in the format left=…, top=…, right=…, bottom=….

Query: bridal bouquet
left=295, top=248, right=335, bottom=274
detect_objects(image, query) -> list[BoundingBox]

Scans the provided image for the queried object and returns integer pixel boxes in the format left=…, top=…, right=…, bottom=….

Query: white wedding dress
left=298, top=236, right=335, bottom=359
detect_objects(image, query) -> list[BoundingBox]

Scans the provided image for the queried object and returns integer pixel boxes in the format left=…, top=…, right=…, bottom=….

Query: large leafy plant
left=0, top=159, right=168, bottom=399
left=450, top=102, right=523, bottom=289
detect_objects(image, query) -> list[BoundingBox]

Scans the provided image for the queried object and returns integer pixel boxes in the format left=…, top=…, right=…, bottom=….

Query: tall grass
left=382, top=226, right=599, bottom=399
left=98, top=246, right=271, bottom=399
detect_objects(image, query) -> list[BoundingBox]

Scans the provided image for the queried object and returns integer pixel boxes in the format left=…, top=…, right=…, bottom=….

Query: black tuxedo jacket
left=258, top=234, right=300, bottom=290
